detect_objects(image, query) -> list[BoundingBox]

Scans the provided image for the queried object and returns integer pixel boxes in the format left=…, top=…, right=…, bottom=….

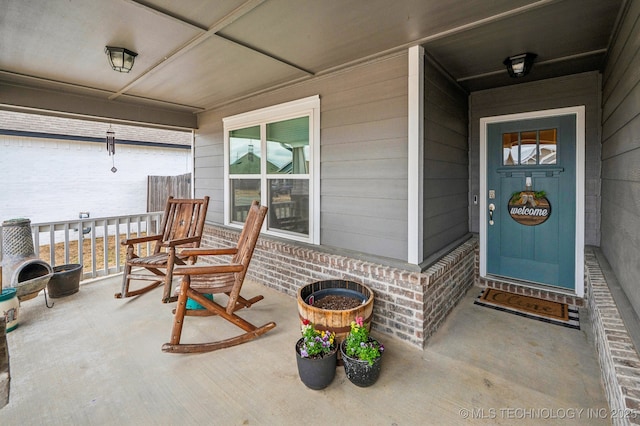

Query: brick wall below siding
left=586, top=249, right=640, bottom=425
left=204, top=224, right=640, bottom=422
left=202, top=225, right=476, bottom=349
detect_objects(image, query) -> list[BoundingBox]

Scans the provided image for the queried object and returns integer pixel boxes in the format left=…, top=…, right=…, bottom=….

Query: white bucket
left=0, top=288, right=19, bottom=332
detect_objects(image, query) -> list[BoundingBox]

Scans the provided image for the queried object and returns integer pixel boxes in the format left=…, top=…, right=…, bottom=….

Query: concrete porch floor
left=2, top=276, right=609, bottom=425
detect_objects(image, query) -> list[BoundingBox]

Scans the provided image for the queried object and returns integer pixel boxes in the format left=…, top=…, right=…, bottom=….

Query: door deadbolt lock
left=488, top=203, right=495, bottom=225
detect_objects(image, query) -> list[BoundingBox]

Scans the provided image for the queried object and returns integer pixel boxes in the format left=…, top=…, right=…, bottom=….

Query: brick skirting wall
left=202, top=225, right=476, bottom=349
left=204, top=225, right=640, bottom=420
left=585, top=249, right=640, bottom=425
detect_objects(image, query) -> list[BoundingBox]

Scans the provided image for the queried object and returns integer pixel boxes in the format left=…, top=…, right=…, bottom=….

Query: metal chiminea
left=2, top=218, right=53, bottom=302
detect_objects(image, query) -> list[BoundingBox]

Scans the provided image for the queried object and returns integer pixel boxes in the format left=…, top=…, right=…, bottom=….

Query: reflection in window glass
left=224, top=96, right=318, bottom=243
left=267, top=178, right=309, bottom=235
left=267, top=117, right=309, bottom=174
left=521, top=131, right=538, bottom=165
left=502, top=128, right=557, bottom=165
left=539, top=129, right=557, bottom=164
left=503, top=132, right=519, bottom=165
left=229, top=126, right=261, bottom=174
left=230, top=179, right=260, bottom=223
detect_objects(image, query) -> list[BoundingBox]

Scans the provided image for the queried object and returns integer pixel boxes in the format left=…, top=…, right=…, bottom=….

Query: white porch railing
left=0, top=212, right=164, bottom=281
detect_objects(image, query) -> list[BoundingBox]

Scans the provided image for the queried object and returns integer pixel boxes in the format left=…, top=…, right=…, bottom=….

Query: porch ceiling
left=0, top=0, right=624, bottom=126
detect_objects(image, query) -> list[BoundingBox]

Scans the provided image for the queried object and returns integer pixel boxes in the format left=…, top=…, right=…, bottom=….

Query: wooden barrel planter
left=297, top=280, right=374, bottom=353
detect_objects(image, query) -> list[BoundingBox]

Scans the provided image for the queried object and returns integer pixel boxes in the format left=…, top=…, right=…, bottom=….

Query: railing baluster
left=63, top=223, right=70, bottom=265
left=1, top=212, right=163, bottom=281
left=48, top=225, right=55, bottom=266
left=32, top=225, right=40, bottom=253
left=90, top=220, right=97, bottom=277
left=115, top=218, right=122, bottom=272
left=77, top=221, right=84, bottom=278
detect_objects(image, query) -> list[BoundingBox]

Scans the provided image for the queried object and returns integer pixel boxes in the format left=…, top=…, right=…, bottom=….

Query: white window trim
left=223, top=95, right=320, bottom=244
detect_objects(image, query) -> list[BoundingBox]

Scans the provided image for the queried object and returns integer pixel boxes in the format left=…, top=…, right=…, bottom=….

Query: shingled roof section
left=0, top=110, right=191, bottom=146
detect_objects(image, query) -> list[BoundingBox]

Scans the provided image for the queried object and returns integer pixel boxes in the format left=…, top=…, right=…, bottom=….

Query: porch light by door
left=104, top=46, right=138, bottom=73
left=503, top=53, right=537, bottom=78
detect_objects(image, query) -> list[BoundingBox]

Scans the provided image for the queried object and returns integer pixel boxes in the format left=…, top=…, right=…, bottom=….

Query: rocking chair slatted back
left=116, top=196, right=210, bottom=303
left=157, top=199, right=208, bottom=254
left=187, top=200, right=267, bottom=313
left=163, top=200, right=275, bottom=354
left=227, top=201, right=268, bottom=314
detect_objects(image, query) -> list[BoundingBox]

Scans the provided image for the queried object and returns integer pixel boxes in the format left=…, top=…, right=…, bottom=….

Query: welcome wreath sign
left=508, top=190, right=551, bottom=226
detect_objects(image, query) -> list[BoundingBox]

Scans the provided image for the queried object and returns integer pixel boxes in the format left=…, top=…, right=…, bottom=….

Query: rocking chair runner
left=115, top=196, right=210, bottom=303
left=162, top=201, right=276, bottom=353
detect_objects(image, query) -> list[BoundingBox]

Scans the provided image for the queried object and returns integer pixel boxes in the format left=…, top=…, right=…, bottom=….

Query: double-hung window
left=223, top=95, right=320, bottom=244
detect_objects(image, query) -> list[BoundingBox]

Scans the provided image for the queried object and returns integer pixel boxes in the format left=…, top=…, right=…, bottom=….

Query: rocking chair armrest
left=161, top=236, right=202, bottom=248
left=179, top=247, right=238, bottom=257
left=120, top=234, right=163, bottom=246
left=173, top=263, right=244, bottom=275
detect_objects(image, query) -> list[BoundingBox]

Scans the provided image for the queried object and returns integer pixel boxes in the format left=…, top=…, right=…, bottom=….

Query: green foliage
left=344, top=316, right=384, bottom=366
left=299, top=319, right=335, bottom=358
left=510, top=190, right=547, bottom=203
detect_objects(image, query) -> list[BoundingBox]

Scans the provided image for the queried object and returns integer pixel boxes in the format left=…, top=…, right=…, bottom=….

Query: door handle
left=488, top=203, right=495, bottom=226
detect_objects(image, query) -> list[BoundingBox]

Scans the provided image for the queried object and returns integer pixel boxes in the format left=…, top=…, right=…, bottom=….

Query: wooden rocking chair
left=162, top=200, right=276, bottom=353
left=115, top=196, right=210, bottom=303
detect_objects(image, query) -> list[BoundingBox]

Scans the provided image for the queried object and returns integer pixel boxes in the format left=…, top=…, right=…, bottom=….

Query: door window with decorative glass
left=502, top=128, right=557, bottom=165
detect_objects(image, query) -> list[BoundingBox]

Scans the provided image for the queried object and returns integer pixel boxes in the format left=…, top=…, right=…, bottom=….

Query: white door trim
left=479, top=106, right=585, bottom=297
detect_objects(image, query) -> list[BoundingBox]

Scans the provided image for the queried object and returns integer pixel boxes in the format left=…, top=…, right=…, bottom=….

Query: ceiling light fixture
left=503, top=52, right=537, bottom=78
left=105, top=46, right=138, bottom=73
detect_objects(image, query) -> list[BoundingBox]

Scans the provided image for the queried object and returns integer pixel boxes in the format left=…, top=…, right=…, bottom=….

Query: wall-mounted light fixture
left=105, top=46, right=138, bottom=73
left=503, top=52, right=537, bottom=78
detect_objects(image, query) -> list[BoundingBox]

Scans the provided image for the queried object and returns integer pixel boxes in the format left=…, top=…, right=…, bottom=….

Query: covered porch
left=2, top=0, right=640, bottom=423
left=3, top=274, right=608, bottom=424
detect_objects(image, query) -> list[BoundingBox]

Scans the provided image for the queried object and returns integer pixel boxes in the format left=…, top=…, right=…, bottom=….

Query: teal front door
left=486, top=114, right=577, bottom=290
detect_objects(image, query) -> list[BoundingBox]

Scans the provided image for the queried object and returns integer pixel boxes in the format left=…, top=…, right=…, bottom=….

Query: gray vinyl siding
left=423, top=57, right=469, bottom=259
left=469, top=71, right=601, bottom=246
left=195, top=52, right=409, bottom=261
left=600, top=1, right=640, bottom=318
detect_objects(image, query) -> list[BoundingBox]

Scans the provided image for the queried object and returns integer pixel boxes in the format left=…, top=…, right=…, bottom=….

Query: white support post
left=408, top=45, right=424, bottom=265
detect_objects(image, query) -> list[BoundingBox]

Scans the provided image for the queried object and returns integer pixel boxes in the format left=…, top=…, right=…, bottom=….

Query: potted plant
left=340, top=316, right=385, bottom=387
left=297, top=280, right=375, bottom=352
left=295, top=319, right=337, bottom=390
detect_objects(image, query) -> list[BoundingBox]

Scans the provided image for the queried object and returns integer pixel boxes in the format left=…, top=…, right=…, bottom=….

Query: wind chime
left=106, top=125, right=117, bottom=173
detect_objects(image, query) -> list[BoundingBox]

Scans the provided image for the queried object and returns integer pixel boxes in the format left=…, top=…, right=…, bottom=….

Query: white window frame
left=223, top=95, right=320, bottom=244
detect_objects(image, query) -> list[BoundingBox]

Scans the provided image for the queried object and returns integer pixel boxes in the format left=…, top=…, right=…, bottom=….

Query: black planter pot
left=340, top=339, right=383, bottom=387
left=47, top=264, right=82, bottom=298
left=295, top=338, right=338, bottom=390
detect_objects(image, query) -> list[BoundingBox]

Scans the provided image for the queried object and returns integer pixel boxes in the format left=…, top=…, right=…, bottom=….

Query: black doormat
left=474, top=288, right=580, bottom=330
